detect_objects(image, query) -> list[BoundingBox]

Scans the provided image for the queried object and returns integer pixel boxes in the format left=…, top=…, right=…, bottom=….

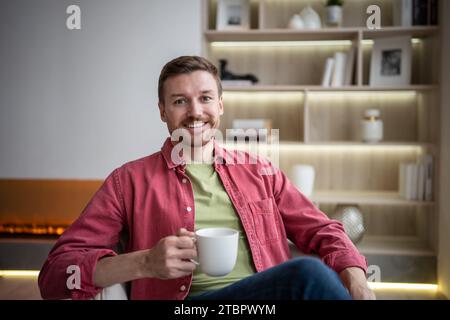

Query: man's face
left=158, top=70, right=223, bottom=146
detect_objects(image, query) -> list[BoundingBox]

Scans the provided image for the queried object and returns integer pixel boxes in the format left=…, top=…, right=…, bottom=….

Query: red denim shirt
left=38, top=138, right=367, bottom=300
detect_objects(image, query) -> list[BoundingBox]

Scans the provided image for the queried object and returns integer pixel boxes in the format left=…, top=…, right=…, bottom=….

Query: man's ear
left=219, top=95, right=224, bottom=116
left=158, top=102, right=167, bottom=122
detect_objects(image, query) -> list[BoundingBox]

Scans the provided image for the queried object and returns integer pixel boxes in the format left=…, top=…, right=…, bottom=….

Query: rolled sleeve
left=39, top=169, right=126, bottom=300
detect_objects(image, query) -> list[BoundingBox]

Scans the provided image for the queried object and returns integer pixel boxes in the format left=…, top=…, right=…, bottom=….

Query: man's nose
left=188, top=100, right=203, bottom=118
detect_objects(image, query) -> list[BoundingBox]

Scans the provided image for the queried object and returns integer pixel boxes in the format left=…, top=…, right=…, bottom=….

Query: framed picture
left=369, top=36, right=412, bottom=86
left=216, top=0, right=250, bottom=31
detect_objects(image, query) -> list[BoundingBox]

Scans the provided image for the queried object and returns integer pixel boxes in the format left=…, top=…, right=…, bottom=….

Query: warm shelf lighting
left=362, top=38, right=421, bottom=45
left=0, top=270, right=40, bottom=277
left=307, top=91, right=417, bottom=98
left=368, top=282, right=438, bottom=291
left=223, top=91, right=304, bottom=101
left=211, top=39, right=420, bottom=48
left=224, top=142, right=424, bottom=154
left=279, top=144, right=423, bottom=153
left=211, top=40, right=353, bottom=47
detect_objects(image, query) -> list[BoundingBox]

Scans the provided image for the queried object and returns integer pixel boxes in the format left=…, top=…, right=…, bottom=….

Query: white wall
left=438, top=0, right=450, bottom=299
left=0, top=0, right=201, bottom=179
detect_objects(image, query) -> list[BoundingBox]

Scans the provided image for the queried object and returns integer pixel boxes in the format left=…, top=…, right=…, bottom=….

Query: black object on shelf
left=413, top=0, right=438, bottom=26
left=219, top=59, right=259, bottom=84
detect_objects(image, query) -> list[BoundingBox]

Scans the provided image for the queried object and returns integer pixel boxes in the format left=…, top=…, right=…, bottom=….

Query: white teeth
left=186, top=121, right=206, bottom=128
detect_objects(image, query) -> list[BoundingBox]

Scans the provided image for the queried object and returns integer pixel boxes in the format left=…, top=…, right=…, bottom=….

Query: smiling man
left=39, top=56, right=375, bottom=300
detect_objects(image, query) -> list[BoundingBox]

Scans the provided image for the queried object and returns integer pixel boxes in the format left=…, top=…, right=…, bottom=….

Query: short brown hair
left=158, top=56, right=222, bottom=103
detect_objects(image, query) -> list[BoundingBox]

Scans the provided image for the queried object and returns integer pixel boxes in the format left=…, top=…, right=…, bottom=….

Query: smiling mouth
left=184, top=121, right=208, bottom=129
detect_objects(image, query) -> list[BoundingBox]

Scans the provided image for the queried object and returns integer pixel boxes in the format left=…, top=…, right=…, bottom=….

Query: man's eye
left=174, top=98, right=187, bottom=105
left=201, top=96, right=212, bottom=102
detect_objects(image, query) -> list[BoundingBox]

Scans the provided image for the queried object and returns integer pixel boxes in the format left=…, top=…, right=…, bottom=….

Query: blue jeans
left=188, top=257, right=352, bottom=300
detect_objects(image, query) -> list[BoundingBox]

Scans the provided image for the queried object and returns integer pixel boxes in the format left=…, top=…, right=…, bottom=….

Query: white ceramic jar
left=361, top=109, right=383, bottom=143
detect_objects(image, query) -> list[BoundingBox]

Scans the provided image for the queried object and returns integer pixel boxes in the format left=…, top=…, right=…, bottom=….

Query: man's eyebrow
left=170, top=90, right=214, bottom=97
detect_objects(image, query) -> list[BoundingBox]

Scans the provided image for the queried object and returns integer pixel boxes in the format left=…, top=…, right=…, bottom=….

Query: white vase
left=300, top=5, right=322, bottom=29
left=292, top=165, right=315, bottom=198
left=326, top=5, right=343, bottom=27
left=287, top=14, right=304, bottom=29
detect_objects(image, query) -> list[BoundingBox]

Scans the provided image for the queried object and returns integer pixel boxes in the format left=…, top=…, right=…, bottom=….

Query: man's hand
left=339, top=267, right=376, bottom=300
left=141, top=228, right=198, bottom=280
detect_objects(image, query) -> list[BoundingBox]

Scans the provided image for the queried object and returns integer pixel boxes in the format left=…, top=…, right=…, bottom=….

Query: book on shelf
left=321, top=58, right=335, bottom=87
left=321, top=48, right=355, bottom=87
left=331, top=52, right=346, bottom=87
left=393, top=0, right=438, bottom=26
left=393, top=0, right=413, bottom=27
left=343, top=45, right=356, bottom=86
left=414, top=0, right=439, bottom=25
left=399, top=154, right=433, bottom=201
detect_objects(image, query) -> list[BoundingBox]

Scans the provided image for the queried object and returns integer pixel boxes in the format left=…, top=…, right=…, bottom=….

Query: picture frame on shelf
left=216, top=0, right=250, bottom=31
left=369, top=36, right=412, bottom=86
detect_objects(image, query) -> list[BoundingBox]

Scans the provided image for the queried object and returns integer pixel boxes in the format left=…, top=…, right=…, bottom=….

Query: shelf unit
left=202, top=0, right=441, bottom=276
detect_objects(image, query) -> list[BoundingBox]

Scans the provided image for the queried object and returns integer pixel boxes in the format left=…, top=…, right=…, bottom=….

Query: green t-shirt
left=185, top=163, right=256, bottom=297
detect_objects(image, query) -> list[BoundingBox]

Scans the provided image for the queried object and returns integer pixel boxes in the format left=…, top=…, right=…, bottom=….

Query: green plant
left=327, top=0, right=343, bottom=6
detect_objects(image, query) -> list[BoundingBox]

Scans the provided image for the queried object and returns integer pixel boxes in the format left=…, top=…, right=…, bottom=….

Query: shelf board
left=206, top=28, right=358, bottom=42
left=363, top=25, right=440, bottom=39
left=222, top=84, right=438, bottom=92
left=356, top=236, right=434, bottom=257
left=206, top=26, right=439, bottom=42
left=280, top=141, right=434, bottom=149
left=311, top=191, right=435, bottom=206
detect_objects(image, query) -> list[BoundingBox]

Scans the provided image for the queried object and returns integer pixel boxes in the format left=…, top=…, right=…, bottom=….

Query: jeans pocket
left=248, top=198, right=280, bottom=244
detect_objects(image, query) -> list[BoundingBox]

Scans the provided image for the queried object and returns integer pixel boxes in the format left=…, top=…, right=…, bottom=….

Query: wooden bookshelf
left=203, top=0, right=442, bottom=268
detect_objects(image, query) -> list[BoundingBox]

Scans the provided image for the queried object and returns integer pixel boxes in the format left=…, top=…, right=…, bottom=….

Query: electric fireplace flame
left=0, top=224, right=67, bottom=236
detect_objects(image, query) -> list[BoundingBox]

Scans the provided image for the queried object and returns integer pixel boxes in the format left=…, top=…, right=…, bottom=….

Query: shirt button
left=186, top=206, right=192, bottom=212
left=180, top=285, right=186, bottom=292
left=182, top=178, right=187, bottom=184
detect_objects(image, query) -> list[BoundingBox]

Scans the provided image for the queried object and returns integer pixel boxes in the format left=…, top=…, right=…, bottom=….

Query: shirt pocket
left=248, top=198, right=280, bottom=244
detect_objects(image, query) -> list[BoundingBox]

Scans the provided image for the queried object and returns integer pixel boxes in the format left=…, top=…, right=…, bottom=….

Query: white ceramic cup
left=195, top=227, right=239, bottom=277
left=292, top=165, right=315, bottom=197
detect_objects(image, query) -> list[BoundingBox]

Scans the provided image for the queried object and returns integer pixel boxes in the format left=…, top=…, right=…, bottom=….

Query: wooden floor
left=0, top=277, right=446, bottom=300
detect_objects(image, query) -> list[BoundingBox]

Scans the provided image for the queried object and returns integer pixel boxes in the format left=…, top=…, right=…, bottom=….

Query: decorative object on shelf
left=399, top=154, right=433, bottom=201
left=411, top=0, right=439, bottom=26
left=369, top=36, right=412, bottom=87
left=322, top=45, right=355, bottom=87
left=325, top=0, right=344, bottom=27
left=219, top=59, right=259, bottom=85
left=361, top=108, right=383, bottom=143
left=299, top=5, right=322, bottom=29
left=292, top=165, right=315, bottom=198
left=227, top=119, right=272, bottom=143
left=393, top=0, right=413, bottom=27
left=331, top=205, right=365, bottom=244
left=287, top=14, right=305, bottom=30
left=216, top=0, right=250, bottom=31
